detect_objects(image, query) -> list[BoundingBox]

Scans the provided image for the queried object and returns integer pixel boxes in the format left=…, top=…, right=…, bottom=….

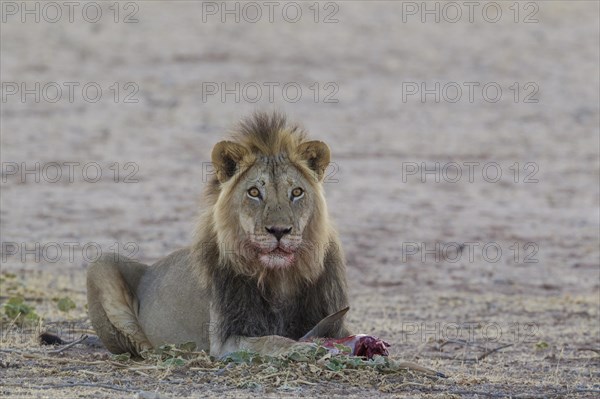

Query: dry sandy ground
left=1, top=1, right=599, bottom=398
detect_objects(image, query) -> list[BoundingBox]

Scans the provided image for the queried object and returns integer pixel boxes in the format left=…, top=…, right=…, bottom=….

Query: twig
left=576, top=347, right=600, bottom=354
left=258, top=371, right=287, bottom=380
left=439, top=339, right=466, bottom=348
left=108, top=360, right=132, bottom=368
left=47, top=334, right=88, bottom=354
left=284, top=368, right=290, bottom=386
left=394, top=381, right=429, bottom=389
left=0, top=348, right=33, bottom=354
left=294, top=378, right=317, bottom=385
left=0, top=349, right=106, bottom=365
left=2, top=312, right=21, bottom=340
left=419, top=387, right=600, bottom=398
left=2, top=382, right=136, bottom=393
left=476, top=343, right=513, bottom=361
left=188, top=367, right=221, bottom=372
left=77, top=369, right=104, bottom=377
left=394, top=361, right=446, bottom=378
left=125, top=366, right=160, bottom=372
left=439, top=339, right=486, bottom=350
left=554, top=346, right=564, bottom=377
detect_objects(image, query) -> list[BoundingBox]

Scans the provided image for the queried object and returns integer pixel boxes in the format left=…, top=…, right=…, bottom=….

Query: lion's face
left=211, top=138, right=331, bottom=273
left=235, top=157, right=316, bottom=269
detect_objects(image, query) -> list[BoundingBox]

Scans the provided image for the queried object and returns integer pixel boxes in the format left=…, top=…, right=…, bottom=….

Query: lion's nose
left=265, top=226, right=292, bottom=241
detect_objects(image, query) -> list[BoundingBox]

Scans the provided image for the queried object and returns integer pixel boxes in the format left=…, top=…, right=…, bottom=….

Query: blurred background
left=0, top=1, right=598, bottom=392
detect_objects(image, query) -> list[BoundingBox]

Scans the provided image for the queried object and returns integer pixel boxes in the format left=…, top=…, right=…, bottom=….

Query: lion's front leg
left=210, top=334, right=315, bottom=358
left=87, top=254, right=152, bottom=356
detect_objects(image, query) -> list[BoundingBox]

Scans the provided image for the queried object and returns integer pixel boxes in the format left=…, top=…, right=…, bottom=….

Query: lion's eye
left=291, top=187, right=304, bottom=200
left=247, top=187, right=261, bottom=199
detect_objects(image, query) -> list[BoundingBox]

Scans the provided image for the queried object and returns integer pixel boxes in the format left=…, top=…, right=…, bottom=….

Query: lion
left=86, top=111, right=351, bottom=358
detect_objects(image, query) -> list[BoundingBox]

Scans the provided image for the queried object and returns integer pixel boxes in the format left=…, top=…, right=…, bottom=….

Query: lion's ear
left=211, top=141, right=249, bottom=183
left=297, top=140, right=330, bottom=181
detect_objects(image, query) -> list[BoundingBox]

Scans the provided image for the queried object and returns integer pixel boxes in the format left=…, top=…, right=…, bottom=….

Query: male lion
left=87, top=112, right=351, bottom=357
